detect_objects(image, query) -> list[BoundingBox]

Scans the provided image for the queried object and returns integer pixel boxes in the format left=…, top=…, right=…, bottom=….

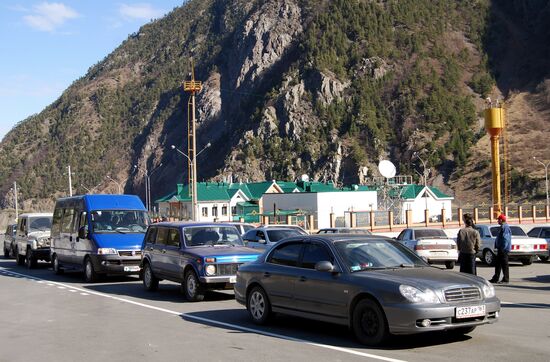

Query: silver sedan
left=235, top=235, right=500, bottom=346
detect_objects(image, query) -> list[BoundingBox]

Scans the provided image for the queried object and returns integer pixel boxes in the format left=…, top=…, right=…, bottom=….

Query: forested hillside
left=0, top=0, right=548, bottom=210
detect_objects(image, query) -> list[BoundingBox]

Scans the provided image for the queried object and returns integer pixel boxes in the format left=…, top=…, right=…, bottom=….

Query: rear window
left=415, top=229, right=447, bottom=238
left=490, top=226, right=526, bottom=237
left=266, top=229, right=301, bottom=242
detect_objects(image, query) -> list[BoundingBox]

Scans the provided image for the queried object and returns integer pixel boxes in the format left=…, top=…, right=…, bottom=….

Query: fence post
left=308, top=214, right=315, bottom=233
left=518, top=205, right=522, bottom=224
left=330, top=213, right=336, bottom=228
left=489, top=207, right=494, bottom=224
left=504, top=206, right=509, bottom=218
left=441, top=208, right=446, bottom=228
left=388, top=211, right=394, bottom=231
left=239, top=217, right=244, bottom=223
left=424, top=210, right=429, bottom=227
left=546, top=205, right=549, bottom=222
left=458, top=208, right=463, bottom=227
left=286, top=215, right=292, bottom=225
left=532, top=205, right=536, bottom=223
left=473, top=208, right=479, bottom=224
left=369, top=211, right=375, bottom=231
left=406, top=209, right=411, bottom=228
left=350, top=212, right=357, bottom=228
left=262, top=215, right=269, bottom=225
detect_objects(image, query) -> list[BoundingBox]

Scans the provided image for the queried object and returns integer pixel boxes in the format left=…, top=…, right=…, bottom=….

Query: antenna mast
left=183, top=58, right=202, bottom=220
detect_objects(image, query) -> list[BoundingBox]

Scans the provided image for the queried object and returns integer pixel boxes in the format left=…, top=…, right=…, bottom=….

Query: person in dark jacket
left=456, top=213, right=480, bottom=274
left=489, top=214, right=512, bottom=284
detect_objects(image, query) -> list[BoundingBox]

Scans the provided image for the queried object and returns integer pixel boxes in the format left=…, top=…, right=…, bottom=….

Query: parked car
left=527, top=226, right=550, bottom=262
left=242, top=227, right=304, bottom=250
left=475, top=224, right=547, bottom=266
left=50, top=194, right=149, bottom=282
left=260, top=224, right=309, bottom=235
left=3, top=223, right=17, bottom=258
left=317, top=227, right=372, bottom=235
left=141, top=222, right=261, bottom=301
left=225, top=222, right=256, bottom=235
left=14, top=213, right=53, bottom=268
left=235, top=234, right=500, bottom=346
left=395, top=228, right=458, bottom=269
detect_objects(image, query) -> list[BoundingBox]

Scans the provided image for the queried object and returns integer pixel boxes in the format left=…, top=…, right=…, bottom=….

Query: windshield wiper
left=399, top=263, right=415, bottom=268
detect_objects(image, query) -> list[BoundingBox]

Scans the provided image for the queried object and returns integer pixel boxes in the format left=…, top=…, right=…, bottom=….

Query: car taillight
left=414, top=245, right=425, bottom=250
left=511, top=245, right=519, bottom=250
left=539, top=244, right=547, bottom=250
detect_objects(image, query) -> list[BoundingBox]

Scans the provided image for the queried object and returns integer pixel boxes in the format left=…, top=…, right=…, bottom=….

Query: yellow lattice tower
left=182, top=59, right=202, bottom=219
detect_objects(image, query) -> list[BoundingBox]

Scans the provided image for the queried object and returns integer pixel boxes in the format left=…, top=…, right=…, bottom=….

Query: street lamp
left=9, top=181, right=19, bottom=222
left=106, top=175, right=122, bottom=194
left=413, top=152, right=430, bottom=219
left=171, top=142, right=211, bottom=221
left=135, top=163, right=164, bottom=212
left=533, top=156, right=549, bottom=208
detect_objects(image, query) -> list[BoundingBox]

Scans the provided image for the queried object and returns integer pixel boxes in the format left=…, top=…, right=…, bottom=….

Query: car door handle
left=161, top=249, right=167, bottom=253
left=299, top=276, right=307, bottom=282
left=263, top=272, right=271, bottom=278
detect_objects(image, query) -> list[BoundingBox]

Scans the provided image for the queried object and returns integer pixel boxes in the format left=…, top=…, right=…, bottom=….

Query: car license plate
left=124, top=266, right=140, bottom=272
left=456, top=305, right=486, bottom=319
left=431, top=251, right=447, bottom=255
left=229, top=276, right=237, bottom=283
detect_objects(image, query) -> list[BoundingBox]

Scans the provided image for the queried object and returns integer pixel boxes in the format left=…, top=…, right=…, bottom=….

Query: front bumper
left=385, top=298, right=500, bottom=335
left=199, top=275, right=237, bottom=284
left=90, top=254, right=141, bottom=274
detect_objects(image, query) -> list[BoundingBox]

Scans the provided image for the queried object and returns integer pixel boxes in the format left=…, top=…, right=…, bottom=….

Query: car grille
left=118, top=250, right=142, bottom=257
left=217, top=263, right=242, bottom=276
left=444, top=287, right=481, bottom=302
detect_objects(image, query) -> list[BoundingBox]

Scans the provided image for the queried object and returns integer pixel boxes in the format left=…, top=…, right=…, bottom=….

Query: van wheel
left=142, top=262, right=159, bottom=291
left=26, top=250, right=37, bottom=269
left=183, top=270, right=204, bottom=302
left=84, top=257, right=99, bottom=283
left=52, top=254, right=63, bottom=275
left=16, top=247, right=24, bottom=266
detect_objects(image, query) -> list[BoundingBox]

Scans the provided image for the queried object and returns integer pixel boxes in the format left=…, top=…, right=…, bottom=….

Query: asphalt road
left=0, top=256, right=549, bottom=362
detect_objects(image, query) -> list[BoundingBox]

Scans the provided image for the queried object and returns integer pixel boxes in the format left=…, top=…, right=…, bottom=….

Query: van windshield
left=91, top=210, right=149, bottom=233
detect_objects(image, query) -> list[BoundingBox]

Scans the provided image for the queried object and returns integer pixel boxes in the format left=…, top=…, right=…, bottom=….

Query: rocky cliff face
left=1, top=0, right=549, bottom=211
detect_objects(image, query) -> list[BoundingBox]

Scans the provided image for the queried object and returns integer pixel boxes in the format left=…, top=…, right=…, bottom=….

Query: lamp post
left=413, top=152, right=430, bottom=219
left=67, top=165, right=73, bottom=196
left=13, top=181, right=18, bottom=221
left=533, top=157, right=549, bottom=208
left=135, top=163, right=164, bottom=212
left=106, top=176, right=122, bottom=194
left=171, top=142, right=211, bottom=221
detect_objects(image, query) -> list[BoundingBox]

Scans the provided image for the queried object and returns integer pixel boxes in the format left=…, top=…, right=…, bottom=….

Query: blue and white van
left=50, top=194, right=149, bottom=282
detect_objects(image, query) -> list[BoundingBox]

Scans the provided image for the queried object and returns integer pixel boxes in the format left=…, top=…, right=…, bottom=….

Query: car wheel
left=26, top=250, right=37, bottom=269
left=352, top=298, right=389, bottom=346
left=52, top=254, right=63, bottom=275
left=183, top=270, right=204, bottom=302
left=445, top=261, right=455, bottom=269
left=3, top=246, right=9, bottom=258
left=84, top=257, right=99, bottom=283
left=142, top=262, right=159, bottom=291
left=521, top=257, right=533, bottom=266
left=16, top=247, right=25, bottom=266
left=539, top=255, right=549, bottom=262
left=247, top=286, right=272, bottom=325
left=483, top=249, right=496, bottom=266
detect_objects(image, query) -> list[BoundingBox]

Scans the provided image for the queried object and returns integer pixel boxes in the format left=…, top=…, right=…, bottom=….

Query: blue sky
left=0, top=1, right=185, bottom=140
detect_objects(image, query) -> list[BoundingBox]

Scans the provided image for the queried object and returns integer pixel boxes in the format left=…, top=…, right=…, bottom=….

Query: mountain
left=1, top=0, right=549, bottom=211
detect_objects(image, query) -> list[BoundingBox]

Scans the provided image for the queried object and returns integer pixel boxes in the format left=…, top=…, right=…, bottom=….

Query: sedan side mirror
left=315, top=261, right=335, bottom=272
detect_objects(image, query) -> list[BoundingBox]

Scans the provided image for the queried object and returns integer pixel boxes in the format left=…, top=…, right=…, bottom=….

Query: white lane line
left=80, top=293, right=89, bottom=296
left=501, top=301, right=549, bottom=309
left=69, top=290, right=77, bottom=293
left=57, top=286, right=66, bottom=289
left=0, top=267, right=407, bottom=362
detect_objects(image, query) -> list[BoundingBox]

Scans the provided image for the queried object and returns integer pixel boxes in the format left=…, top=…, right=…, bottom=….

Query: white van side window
left=52, top=208, right=63, bottom=236
left=61, top=209, right=76, bottom=233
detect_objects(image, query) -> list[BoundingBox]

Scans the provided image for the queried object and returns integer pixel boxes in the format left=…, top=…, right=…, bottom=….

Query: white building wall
left=401, top=194, right=453, bottom=223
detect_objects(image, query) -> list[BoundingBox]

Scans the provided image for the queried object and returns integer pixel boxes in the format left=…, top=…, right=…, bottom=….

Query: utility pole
left=67, top=165, right=73, bottom=196
left=533, top=157, right=549, bottom=208
left=14, top=181, right=18, bottom=221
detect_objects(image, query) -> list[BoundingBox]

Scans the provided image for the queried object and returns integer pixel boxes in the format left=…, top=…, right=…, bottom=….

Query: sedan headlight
left=482, top=282, right=495, bottom=298
left=97, top=248, right=118, bottom=255
left=205, top=265, right=216, bottom=276
left=399, top=285, right=440, bottom=303
left=31, top=239, right=38, bottom=249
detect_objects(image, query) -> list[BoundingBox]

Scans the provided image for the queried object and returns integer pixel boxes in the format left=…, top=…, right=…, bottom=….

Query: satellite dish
left=300, top=174, right=310, bottom=182
left=378, top=160, right=396, bottom=178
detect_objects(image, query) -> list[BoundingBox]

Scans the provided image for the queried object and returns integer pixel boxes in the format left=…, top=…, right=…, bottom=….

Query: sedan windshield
left=91, top=210, right=149, bottom=233
left=184, top=226, right=244, bottom=246
left=335, top=240, right=427, bottom=272
left=28, top=217, right=52, bottom=232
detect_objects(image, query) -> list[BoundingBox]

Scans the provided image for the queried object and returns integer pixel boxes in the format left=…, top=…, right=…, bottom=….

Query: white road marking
left=501, top=301, right=549, bottom=309
left=80, top=293, right=89, bottom=296
left=0, top=267, right=407, bottom=362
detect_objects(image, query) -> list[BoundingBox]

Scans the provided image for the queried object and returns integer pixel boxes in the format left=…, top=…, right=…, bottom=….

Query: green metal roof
left=391, top=185, right=452, bottom=199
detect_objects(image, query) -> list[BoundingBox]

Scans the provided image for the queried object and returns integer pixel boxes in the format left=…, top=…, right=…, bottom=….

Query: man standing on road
left=489, top=214, right=511, bottom=284
left=456, top=213, right=480, bottom=275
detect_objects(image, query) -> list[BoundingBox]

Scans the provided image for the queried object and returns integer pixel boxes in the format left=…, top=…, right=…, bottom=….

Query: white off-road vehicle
left=14, top=213, right=53, bottom=268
